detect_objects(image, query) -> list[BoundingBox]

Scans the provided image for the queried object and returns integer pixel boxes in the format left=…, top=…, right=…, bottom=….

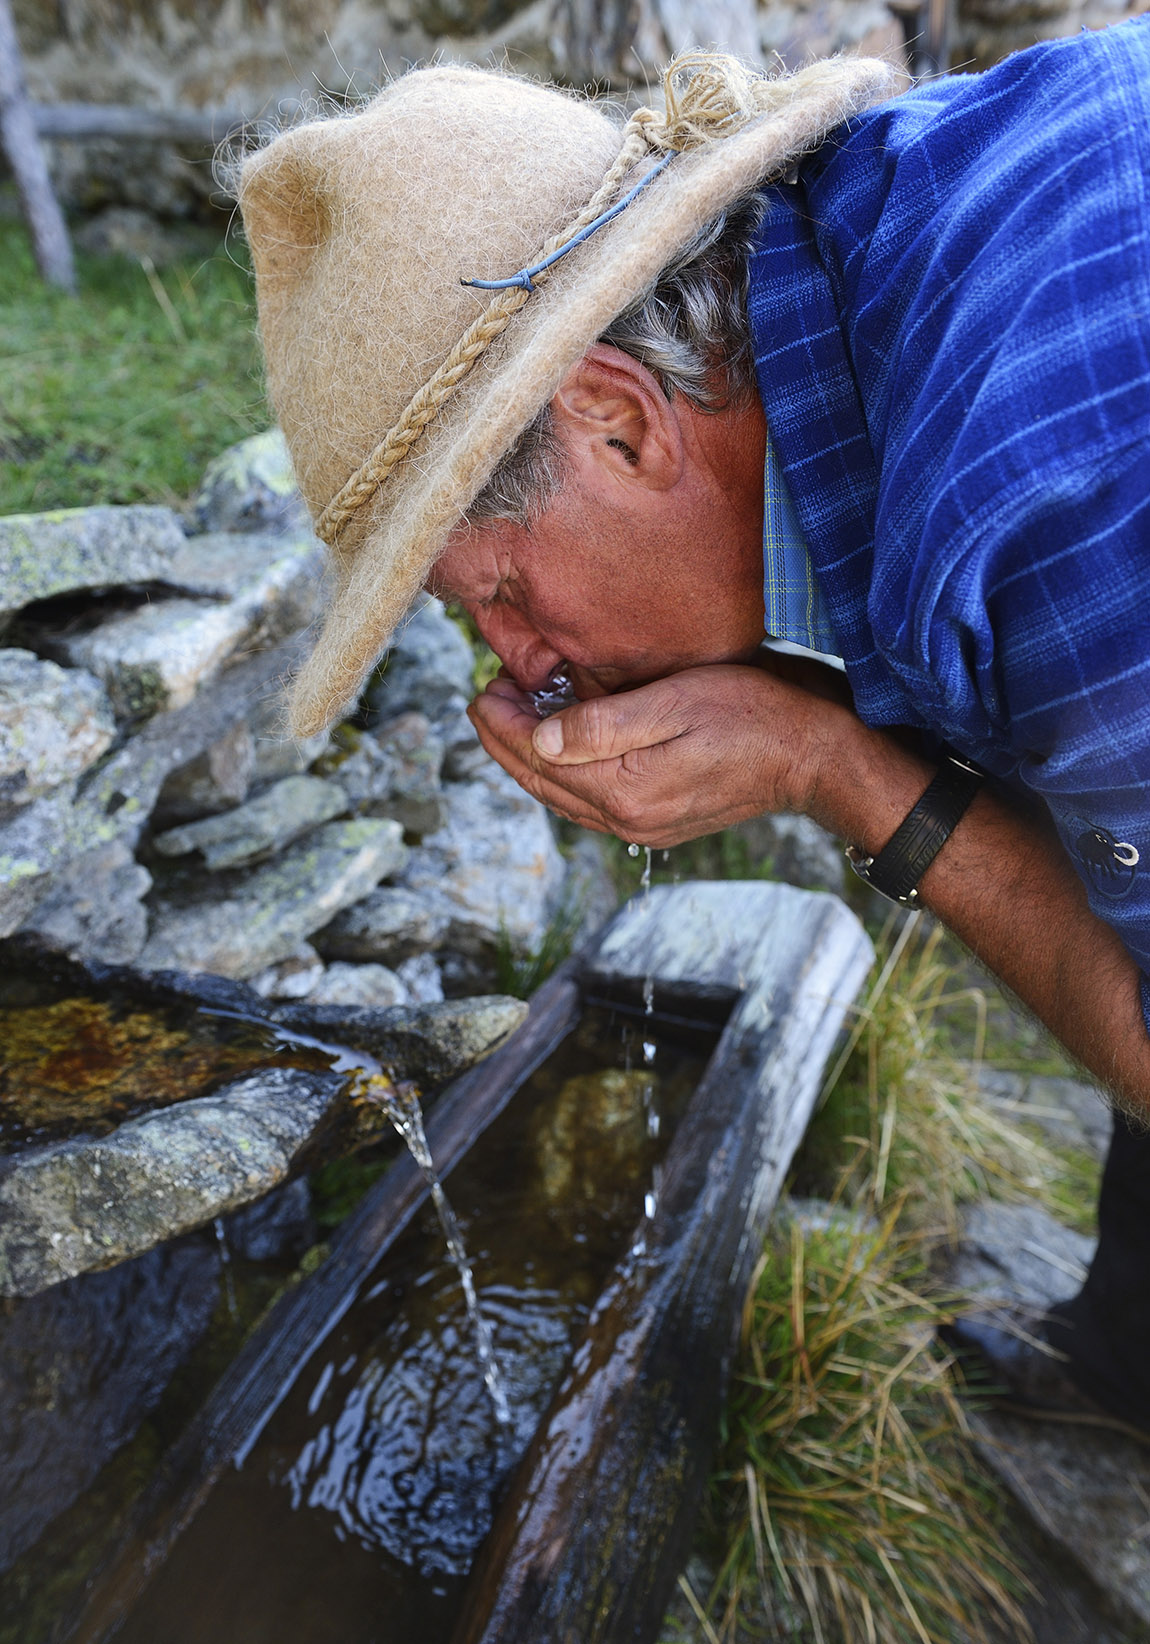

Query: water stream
left=363, top=1076, right=512, bottom=1427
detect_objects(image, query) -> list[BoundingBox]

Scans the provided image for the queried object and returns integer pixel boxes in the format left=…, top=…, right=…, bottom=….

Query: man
left=239, top=23, right=1150, bottom=1425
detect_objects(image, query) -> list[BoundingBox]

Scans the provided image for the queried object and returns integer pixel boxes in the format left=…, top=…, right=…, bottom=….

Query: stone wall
left=12, top=0, right=1146, bottom=216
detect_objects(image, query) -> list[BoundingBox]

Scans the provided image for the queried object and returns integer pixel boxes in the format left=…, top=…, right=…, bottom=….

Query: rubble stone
left=0, top=505, right=187, bottom=617
left=193, top=429, right=308, bottom=535
left=20, top=839, right=152, bottom=964
left=1, top=635, right=308, bottom=938
left=306, top=961, right=411, bottom=1009
left=139, top=817, right=407, bottom=979
left=337, top=711, right=447, bottom=835
left=51, top=532, right=323, bottom=719
left=0, top=650, right=115, bottom=807
left=365, top=596, right=476, bottom=724
left=399, top=762, right=565, bottom=967
left=269, top=995, right=529, bottom=1086
left=314, top=884, right=451, bottom=964
left=247, top=942, right=325, bottom=1000
left=153, top=774, right=347, bottom=870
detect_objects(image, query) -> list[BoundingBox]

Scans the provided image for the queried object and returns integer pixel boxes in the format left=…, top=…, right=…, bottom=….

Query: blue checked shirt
left=747, top=19, right=1150, bottom=1033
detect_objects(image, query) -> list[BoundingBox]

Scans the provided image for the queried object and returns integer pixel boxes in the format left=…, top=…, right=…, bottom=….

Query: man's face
left=428, top=349, right=769, bottom=700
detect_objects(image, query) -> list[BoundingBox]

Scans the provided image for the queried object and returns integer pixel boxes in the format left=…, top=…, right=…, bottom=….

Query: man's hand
left=468, top=663, right=843, bottom=846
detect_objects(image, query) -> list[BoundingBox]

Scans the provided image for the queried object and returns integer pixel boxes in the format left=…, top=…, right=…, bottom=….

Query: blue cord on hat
left=460, top=152, right=675, bottom=293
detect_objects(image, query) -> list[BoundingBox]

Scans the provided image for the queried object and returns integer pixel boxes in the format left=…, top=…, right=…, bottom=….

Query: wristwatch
left=845, top=754, right=984, bottom=906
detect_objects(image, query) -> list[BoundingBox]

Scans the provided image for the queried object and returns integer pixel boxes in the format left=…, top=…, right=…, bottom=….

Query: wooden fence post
left=0, top=0, right=76, bottom=292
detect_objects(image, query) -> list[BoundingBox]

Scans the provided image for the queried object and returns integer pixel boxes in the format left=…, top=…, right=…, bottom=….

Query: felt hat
left=238, top=52, right=899, bottom=736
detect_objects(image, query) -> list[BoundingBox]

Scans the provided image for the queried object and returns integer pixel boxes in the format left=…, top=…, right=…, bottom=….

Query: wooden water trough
left=64, top=880, right=872, bottom=1644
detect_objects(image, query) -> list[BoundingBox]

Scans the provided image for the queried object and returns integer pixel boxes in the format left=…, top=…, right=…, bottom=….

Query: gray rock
left=944, top=1198, right=1150, bottom=1638
left=439, top=694, right=490, bottom=781
left=153, top=774, right=347, bottom=870
left=0, top=649, right=115, bottom=807
left=220, top=1177, right=315, bottom=1264
left=0, top=634, right=308, bottom=937
left=269, top=995, right=529, bottom=1086
left=969, top=1405, right=1150, bottom=1637
left=314, top=884, right=451, bottom=964
left=0, top=504, right=187, bottom=617
left=307, top=961, right=410, bottom=1009
left=563, top=831, right=620, bottom=950
left=395, top=951, right=445, bottom=1004
left=399, top=762, right=566, bottom=963
left=0, top=1066, right=344, bottom=1296
left=946, top=1199, right=1095, bottom=1312
left=365, top=596, right=476, bottom=723
left=732, top=810, right=846, bottom=893
left=968, top=1065, right=1113, bottom=1163
left=193, top=429, right=308, bottom=535
left=160, top=529, right=321, bottom=608
left=153, top=720, right=257, bottom=822
left=19, top=838, right=152, bottom=963
left=139, top=817, right=407, bottom=979
left=337, top=711, right=446, bottom=835
left=50, top=533, right=323, bottom=719
left=0, top=1238, right=218, bottom=1574
left=248, top=942, right=325, bottom=1001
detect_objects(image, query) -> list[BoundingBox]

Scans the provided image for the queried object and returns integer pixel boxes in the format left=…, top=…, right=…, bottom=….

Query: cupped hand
left=467, top=663, right=850, bottom=847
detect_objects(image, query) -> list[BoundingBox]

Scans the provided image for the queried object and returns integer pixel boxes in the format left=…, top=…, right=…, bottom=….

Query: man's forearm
left=815, top=717, right=1150, bottom=1113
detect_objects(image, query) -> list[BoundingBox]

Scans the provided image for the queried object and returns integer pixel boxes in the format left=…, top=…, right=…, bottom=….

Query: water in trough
left=0, top=993, right=715, bottom=1644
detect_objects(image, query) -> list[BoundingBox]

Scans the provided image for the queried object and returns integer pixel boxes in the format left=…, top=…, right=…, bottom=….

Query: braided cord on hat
left=314, top=55, right=859, bottom=548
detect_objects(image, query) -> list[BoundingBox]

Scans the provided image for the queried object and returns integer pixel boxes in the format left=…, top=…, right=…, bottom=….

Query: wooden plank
left=452, top=883, right=873, bottom=1644
left=0, top=0, right=74, bottom=290
left=66, top=965, right=581, bottom=1644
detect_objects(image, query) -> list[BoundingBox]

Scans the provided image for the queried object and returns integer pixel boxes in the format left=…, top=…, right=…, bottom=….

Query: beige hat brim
left=278, top=57, right=898, bottom=737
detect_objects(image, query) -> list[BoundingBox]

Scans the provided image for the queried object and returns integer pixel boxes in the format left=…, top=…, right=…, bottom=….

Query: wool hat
left=238, top=52, right=900, bottom=737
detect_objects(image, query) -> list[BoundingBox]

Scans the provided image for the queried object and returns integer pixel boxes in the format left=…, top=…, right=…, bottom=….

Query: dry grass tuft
left=695, top=1207, right=1033, bottom=1644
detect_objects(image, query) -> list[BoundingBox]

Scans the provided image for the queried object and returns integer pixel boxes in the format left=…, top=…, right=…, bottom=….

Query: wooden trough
left=63, top=880, right=872, bottom=1644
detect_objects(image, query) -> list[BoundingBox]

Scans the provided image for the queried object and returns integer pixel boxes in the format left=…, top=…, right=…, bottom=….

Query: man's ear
left=551, top=343, right=684, bottom=492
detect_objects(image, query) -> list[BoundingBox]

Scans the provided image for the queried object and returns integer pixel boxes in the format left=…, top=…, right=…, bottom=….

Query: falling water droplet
left=213, top=1216, right=239, bottom=1324
left=627, top=842, right=640, bottom=858
left=642, top=1039, right=656, bottom=1065
left=644, top=1190, right=658, bottom=1219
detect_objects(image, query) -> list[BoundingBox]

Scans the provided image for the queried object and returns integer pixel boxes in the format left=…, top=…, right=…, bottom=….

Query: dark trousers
left=1048, top=1111, right=1150, bottom=1425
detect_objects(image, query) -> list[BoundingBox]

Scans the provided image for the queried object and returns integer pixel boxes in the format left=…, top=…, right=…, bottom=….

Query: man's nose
left=472, top=605, right=566, bottom=692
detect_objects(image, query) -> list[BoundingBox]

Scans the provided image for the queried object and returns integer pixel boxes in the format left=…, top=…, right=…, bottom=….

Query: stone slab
left=0, top=648, right=115, bottom=807
left=0, top=505, right=187, bottom=616
left=0, top=1066, right=344, bottom=1296
left=139, top=817, right=407, bottom=979
left=0, top=634, right=307, bottom=937
left=153, top=773, right=347, bottom=870
left=53, top=533, right=323, bottom=719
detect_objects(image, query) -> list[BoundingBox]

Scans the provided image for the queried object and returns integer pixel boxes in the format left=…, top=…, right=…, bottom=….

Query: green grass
left=0, top=213, right=265, bottom=512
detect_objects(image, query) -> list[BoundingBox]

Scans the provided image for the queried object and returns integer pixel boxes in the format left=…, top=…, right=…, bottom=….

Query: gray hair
left=466, top=189, right=768, bottom=528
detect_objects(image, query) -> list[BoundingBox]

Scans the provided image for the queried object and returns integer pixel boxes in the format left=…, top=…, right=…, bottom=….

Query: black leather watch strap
left=846, top=755, right=983, bottom=905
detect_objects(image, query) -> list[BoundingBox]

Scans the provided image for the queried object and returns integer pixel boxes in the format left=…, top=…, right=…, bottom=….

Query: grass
left=0, top=211, right=265, bottom=512
left=690, top=1208, right=1032, bottom=1644
left=661, top=913, right=1103, bottom=1644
